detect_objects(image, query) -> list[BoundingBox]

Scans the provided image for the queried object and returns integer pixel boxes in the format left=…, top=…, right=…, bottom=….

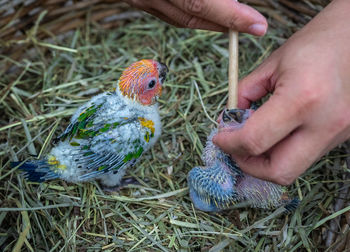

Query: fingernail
left=248, top=23, right=267, bottom=36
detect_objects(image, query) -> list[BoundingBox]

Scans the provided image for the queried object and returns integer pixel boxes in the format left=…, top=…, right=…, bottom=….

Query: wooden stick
left=227, top=29, right=239, bottom=110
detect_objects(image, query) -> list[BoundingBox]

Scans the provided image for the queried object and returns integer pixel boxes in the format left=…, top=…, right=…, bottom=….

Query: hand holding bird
left=188, top=109, right=298, bottom=212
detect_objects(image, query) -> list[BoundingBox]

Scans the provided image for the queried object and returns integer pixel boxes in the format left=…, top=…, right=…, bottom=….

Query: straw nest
left=1, top=0, right=349, bottom=251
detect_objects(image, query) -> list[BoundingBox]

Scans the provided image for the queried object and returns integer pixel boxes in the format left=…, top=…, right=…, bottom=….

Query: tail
left=11, top=160, right=60, bottom=182
left=284, top=198, right=300, bottom=213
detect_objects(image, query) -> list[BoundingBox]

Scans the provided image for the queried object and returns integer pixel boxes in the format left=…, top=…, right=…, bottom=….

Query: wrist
left=300, top=0, right=350, bottom=45
left=283, top=0, right=350, bottom=75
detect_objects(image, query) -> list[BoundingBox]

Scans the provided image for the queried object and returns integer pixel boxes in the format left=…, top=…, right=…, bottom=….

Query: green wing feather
left=76, top=128, right=150, bottom=180
left=55, top=95, right=155, bottom=180
left=56, top=103, right=103, bottom=142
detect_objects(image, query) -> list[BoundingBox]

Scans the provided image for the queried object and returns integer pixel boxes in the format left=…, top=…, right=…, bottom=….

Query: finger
left=233, top=127, right=326, bottom=185
left=169, top=0, right=268, bottom=35
left=142, top=7, right=184, bottom=27
left=237, top=60, right=276, bottom=109
left=146, top=1, right=228, bottom=32
left=214, top=85, right=303, bottom=157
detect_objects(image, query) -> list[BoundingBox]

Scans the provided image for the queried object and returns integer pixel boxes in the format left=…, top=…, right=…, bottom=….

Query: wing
left=54, top=93, right=156, bottom=180
left=73, top=116, right=155, bottom=181
left=188, top=161, right=238, bottom=210
left=56, top=95, right=107, bottom=142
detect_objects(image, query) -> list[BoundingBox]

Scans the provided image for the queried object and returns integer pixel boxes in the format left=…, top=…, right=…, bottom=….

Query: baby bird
left=13, top=59, right=168, bottom=190
left=188, top=109, right=299, bottom=212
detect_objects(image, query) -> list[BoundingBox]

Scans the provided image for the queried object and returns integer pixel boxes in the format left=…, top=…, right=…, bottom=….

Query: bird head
left=219, top=109, right=254, bottom=132
left=118, top=59, right=168, bottom=105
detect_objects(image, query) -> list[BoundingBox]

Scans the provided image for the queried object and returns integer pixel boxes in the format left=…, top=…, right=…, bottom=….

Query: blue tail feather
left=11, top=161, right=59, bottom=182
left=284, top=198, right=300, bottom=213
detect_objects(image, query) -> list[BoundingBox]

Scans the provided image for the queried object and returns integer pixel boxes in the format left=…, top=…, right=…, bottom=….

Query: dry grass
left=0, top=8, right=349, bottom=252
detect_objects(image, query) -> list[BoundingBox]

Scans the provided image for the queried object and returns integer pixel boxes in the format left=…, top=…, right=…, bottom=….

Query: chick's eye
left=148, top=80, right=156, bottom=89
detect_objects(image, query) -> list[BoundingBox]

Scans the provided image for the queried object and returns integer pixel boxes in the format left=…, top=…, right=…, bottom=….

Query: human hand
left=122, top=0, right=267, bottom=36
left=213, top=0, right=350, bottom=185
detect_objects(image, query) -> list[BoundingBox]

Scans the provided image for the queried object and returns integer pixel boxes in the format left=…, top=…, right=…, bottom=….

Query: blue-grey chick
left=188, top=109, right=299, bottom=212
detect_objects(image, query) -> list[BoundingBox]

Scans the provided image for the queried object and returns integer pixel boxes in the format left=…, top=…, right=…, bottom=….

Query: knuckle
left=227, top=14, right=240, bottom=30
left=183, top=15, right=199, bottom=28
left=268, top=164, right=296, bottom=185
left=289, top=85, right=326, bottom=120
left=184, top=0, right=208, bottom=15
left=242, top=133, right=264, bottom=156
left=269, top=169, right=294, bottom=186
left=274, top=176, right=294, bottom=186
left=303, top=90, right=321, bottom=108
left=299, top=83, right=328, bottom=110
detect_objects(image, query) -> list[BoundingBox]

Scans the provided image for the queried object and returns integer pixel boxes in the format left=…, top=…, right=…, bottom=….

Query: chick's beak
left=158, top=62, right=168, bottom=84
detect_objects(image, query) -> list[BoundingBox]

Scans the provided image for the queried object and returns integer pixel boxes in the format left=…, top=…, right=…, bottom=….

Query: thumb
left=231, top=2, right=268, bottom=35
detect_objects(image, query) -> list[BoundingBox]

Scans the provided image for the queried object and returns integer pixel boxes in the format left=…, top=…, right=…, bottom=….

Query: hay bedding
left=1, top=0, right=349, bottom=251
